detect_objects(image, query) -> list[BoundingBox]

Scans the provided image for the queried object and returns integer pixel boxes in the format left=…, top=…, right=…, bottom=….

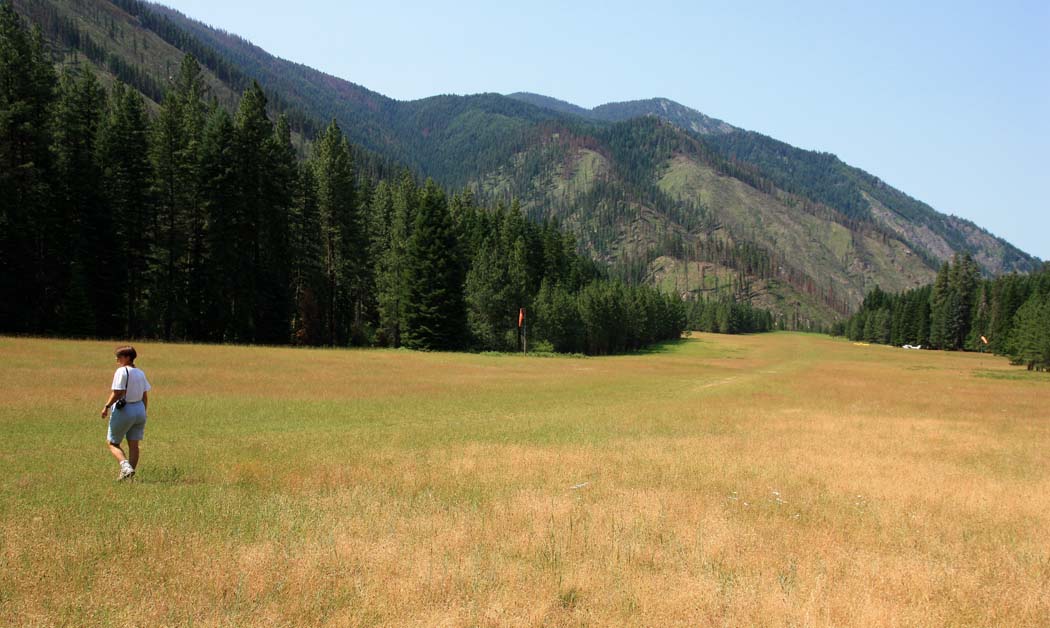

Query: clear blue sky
left=159, top=0, right=1049, bottom=260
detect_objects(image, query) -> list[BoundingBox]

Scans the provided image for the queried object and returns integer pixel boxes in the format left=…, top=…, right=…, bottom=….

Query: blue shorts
left=108, top=401, right=147, bottom=445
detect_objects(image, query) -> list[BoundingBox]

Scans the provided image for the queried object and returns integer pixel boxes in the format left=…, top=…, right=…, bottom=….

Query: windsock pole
left=519, top=308, right=527, bottom=354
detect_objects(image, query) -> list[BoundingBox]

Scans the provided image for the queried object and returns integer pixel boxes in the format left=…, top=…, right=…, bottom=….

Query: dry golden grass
left=0, top=333, right=1048, bottom=626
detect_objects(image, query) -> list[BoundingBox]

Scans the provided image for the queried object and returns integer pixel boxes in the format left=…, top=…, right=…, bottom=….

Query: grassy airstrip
left=1, top=333, right=1048, bottom=626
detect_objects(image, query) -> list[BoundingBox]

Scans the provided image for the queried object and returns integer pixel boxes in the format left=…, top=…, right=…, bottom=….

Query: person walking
left=101, top=346, right=151, bottom=481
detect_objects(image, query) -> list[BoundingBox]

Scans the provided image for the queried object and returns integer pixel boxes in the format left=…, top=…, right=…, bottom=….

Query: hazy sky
left=158, top=0, right=1049, bottom=260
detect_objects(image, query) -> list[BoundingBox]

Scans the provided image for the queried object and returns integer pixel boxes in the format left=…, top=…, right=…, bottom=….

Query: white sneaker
left=118, top=462, right=135, bottom=481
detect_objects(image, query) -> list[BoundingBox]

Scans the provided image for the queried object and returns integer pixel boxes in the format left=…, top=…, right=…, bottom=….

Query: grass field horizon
left=2, top=332, right=1048, bottom=626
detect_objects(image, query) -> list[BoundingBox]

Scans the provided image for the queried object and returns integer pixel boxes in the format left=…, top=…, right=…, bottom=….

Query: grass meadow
left=1, top=333, right=1048, bottom=626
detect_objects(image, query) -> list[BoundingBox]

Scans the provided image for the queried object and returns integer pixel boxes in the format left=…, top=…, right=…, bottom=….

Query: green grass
left=2, top=333, right=1048, bottom=625
left=973, top=368, right=1050, bottom=382
left=551, top=148, right=607, bottom=200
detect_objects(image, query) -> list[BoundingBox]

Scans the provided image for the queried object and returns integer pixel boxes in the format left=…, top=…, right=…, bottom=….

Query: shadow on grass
left=973, top=368, right=1050, bottom=383
left=633, top=339, right=691, bottom=355
left=474, top=338, right=691, bottom=358
left=135, top=465, right=199, bottom=485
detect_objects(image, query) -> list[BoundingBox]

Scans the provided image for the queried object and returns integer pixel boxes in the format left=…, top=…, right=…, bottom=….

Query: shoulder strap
left=125, top=367, right=130, bottom=392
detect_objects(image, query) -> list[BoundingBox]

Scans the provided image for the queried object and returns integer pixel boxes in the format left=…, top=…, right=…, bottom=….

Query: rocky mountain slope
left=12, top=0, right=1039, bottom=326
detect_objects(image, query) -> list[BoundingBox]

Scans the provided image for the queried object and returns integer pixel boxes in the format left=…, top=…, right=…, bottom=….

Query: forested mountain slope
left=508, top=92, right=736, bottom=135
left=11, top=0, right=239, bottom=108
left=149, top=2, right=573, bottom=185
left=148, top=1, right=1041, bottom=319
left=10, top=0, right=1039, bottom=328
left=512, top=92, right=1034, bottom=277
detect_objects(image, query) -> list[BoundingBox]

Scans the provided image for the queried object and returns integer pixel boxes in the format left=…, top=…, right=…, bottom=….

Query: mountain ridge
left=11, top=0, right=1039, bottom=327
left=140, top=2, right=1039, bottom=279
left=507, top=92, right=736, bottom=135
left=509, top=90, right=1036, bottom=274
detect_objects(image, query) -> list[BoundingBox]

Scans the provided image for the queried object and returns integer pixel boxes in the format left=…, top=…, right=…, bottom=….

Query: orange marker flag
left=518, top=308, right=525, bottom=328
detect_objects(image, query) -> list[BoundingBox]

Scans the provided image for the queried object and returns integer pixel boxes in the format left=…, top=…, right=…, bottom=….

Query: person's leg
left=127, top=440, right=139, bottom=469
left=125, top=413, right=146, bottom=470
left=107, top=410, right=134, bottom=477
left=108, top=440, right=127, bottom=463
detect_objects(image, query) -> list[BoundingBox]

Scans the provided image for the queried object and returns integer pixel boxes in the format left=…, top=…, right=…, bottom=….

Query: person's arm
left=101, top=389, right=126, bottom=418
left=102, top=368, right=128, bottom=418
left=142, top=390, right=148, bottom=413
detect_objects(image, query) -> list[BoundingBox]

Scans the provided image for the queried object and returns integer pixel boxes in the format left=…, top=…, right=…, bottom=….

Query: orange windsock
left=518, top=308, right=525, bottom=328
left=980, top=335, right=989, bottom=345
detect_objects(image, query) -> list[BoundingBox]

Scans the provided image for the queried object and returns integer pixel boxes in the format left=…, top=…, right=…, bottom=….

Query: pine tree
left=290, top=163, right=324, bottom=345
left=232, top=82, right=271, bottom=342
left=257, top=113, right=297, bottom=344
left=465, top=236, right=512, bottom=350
left=699, top=299, right=717, bottom=333
left=945, top=253, right=979, bottom=349
left=533, top=279, right=584, bottom=353
left=966, top=282, right=991, bottom=351
left=312, top=119, right=357, bottom=344
left=579, top=281, right=631, bottom=354
left=928, top=262, right=950, bottom=349
left=990, top=275, right=1026, bottom=355
left=199, top=105, right=239, bottom=341
left=862, top=309, right=877, bottom=343
left=889, top=299, right=905, bottom=346
left=148, top=54, right=209, bottom=340
left=97, top=82, right=153, bottom=338
left=373, top=174, right=417, bottom=347
left=875, top=307, right=891, bottom=344
left=52, top=66, right=106, bottom=335
left=150, top=73, right=188, bottom=339
left=0, top=5, right=56, bottom=331
left=402, top=179, right=467, bottom=350
left=173, top=56, right=210, bottom=339
left=1011, top=293, right=1050, bottom=371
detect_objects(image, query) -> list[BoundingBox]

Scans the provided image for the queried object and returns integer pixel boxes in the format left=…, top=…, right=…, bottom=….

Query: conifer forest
left=0, top=7, right=688, bottom=354
left=838, top=254, right=1050, bottom=370
left=1, top=3, right=1044, bottom=359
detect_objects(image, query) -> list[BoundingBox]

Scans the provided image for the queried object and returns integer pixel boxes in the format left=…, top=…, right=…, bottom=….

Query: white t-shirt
left=112, top=366, right=152, bottom=403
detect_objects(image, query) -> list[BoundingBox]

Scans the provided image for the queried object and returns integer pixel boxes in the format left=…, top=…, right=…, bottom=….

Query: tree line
left=834, top=253, right=1050, bottom=370
left=0, top=8, right=685, bottom=353
left=687, top=298, right=774, bottom=334
left=479, top=120, right=850, bottom=326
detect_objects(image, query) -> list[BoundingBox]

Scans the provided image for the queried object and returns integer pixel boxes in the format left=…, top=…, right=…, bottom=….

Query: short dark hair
left=115, top=345, right=137, bottom=363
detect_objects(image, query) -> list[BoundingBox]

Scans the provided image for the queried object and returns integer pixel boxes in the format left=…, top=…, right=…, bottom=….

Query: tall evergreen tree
left=148, top=54, right=209, bottom=340
left=928, top=262, right=950, bottom=350
left=256, top=113, right=297, bottom=343
left=52, top=66, right=106, bottom=335
left=990, top=275, right=1026, bottom=355
left=199, top=104, right=239, bottom=341
left=312, top=119, right=357, bottom=344
left=290, top=162, right=324, bottom=345
left=402, top=179, right=467, bottom=350
left=465, top=236, right=513, bottom=349
left=150, top=74, right=188, bottom=339
left=1011, top=293, right=1050, bottom=371
left=533, top=279, right=584, bottom=353
left=373, top=173, right=416, bottom=347
left=945, top=253, right=979, bottom=349
left=0, top=5, right=56, bottom=331
left=966, top=282, right=991, bottom=351
left=231, top=82, right=271, bottom=341
left=97, top=82, right=153, bottom=337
